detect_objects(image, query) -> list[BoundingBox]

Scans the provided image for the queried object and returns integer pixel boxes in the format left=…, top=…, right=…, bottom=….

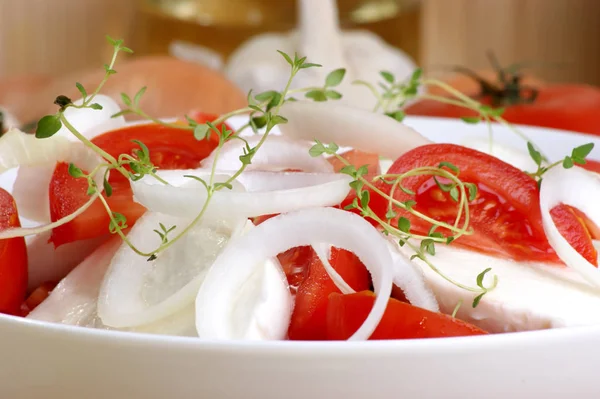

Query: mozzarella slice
left=397, top=244, right=600, bottom=332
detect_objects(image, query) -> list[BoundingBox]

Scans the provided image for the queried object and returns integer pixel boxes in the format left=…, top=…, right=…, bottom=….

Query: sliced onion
left=313, top=243, right=355, bottom=294
left=540, top=167, right=600, bottom=287
left=28, top=238, right=197, bottom=337
left=0, top=129, right=72, bottom=172
left=203, top=135, right=333, bottom=173
left=386, top=239, right=439, bottom=312
left=0, top=139, right=106, bottom=239
left=279, top=101, right=431, bottom=159
left=27, top=238, right=122, bottom=326
left=97, top=212, right=246, bottom=328
left=195, top=207, right=394, bottom=341
left=13, top=98, right=125, bottom=223
left=131, top=169, right=352, bottom=219
left=26, top=231, right=108, bottom=291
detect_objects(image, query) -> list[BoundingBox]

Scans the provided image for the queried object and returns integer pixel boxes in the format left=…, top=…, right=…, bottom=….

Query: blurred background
left=1, top=0, right=599, bottom=125
left=1, top=0, right=599, bottom=83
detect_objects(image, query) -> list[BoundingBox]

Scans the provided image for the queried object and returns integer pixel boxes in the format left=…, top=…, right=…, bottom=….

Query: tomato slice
left=20, top=281, right=56, bottom=317
left=326, top=291, right=487, bottom=340
left=50, top=119, right=227, bottom=246
left=288, top=248, right=371, bottom=340
left=371, top=144, right=596, bottom=264
left=0, top=188, right=28, bottom=315
left=580, top=159, right=600, bottom=174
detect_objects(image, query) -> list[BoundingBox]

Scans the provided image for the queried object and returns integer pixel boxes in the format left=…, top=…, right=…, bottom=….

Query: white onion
left=27, top=238, right=122, bottom=326
left=26, top=231, right=108, bottom=291
left=203, top=135, right=333, bottom=173
left=195, top=207, right=394, bottom=341
left=0, top=128, right=72, bottom=172
left=313, top=243, right=355, bottom=294
left=13, top=97, right=125, bottom=223
left=0, top=140, right=106, bottom=239
left=386, top=239, right=440, bottom=312
left=98, top=212, right=246, bottom=328
left=28, top=238, right=198, bottom=337
left=279, top=101, right=431, bottom=159
left=540, top=167, right=600, bottom=287
left=131, top=169, right=352, bottom=219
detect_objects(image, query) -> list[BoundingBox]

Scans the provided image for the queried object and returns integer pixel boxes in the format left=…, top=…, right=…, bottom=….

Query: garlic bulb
left=225, top=0, right=417, bottom=110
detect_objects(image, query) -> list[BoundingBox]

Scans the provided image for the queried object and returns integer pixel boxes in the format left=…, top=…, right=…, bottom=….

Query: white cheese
left=398, top=244, right=600, bottom=333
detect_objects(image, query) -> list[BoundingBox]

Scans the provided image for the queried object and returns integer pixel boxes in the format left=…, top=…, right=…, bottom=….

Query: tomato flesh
left=371, top=144, right=596, bottom=264
left=0, top=188, right=28, bottom=315
left=406, top=85, right=600, bottom=136
left=50, top=119, right=226, bottom=246
left=288, top=248, right=371, bottom=340
left=327, top=291, right=487, bottom=340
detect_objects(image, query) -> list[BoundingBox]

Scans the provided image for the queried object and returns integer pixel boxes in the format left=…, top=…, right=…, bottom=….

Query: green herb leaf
left=109, top=212, right=128, bottom=234
left=268, top=115, right=288, bottom=129
left=465, top=183, right=478, bottom=201
left=572, top=143, right=594, bottom=160
left=75, top=82, right=87, bottom=99
left=120, top=46, right=134, bottom=54
left=298, top=62, right=322, bottom=69
left=356, top=165, right=369, bottom=177
left=527, top=142, right=543, bottom=166
left=380, top=71, right=394, bottom=83
left=360, top=190, right=370, bottom=209
left=277, top=50, right=293, bottom=66
left=397, top=217, right=411, bottom=233
left=120, top=93, right=132, bottom=107
left=385, top=208, right=397, bottom=220
left=385, top=110, right=405, bottom=122
left=239, top=147, right=256, bottom=165
left=472, top=293, right=485, bottom=308
left=349, top=180, right=364, bottom=192
left=433, top=177, right=454, bottom=192
left=255, top=90, right=279, bottom=102
left=68, top=163, right=85, bottom=178
left=449, top=186, right=459, bottom=202
left=325, top=90, right=342, bottom=100
left=326, top=142, right=339, bottom=154
left=400, top=185, right=415, bottom=196
left=339, top=165, right=357, bottom=176
left=420, top=239, right=436, bottom=256
left=214, top=182, right=233, bottom=190
left=194, top=124, right=210, bottom=141
left=402, top=199, right=417, bottom=209
left=309, top=142, right=326, bottom=157
left=563, top=156, right=574, bottom=169
left=305, top=90, right=328, bottom=102
left=251, top=115, right=267, bottom=129
left=89, top=103, right=103, bottom=110
left=460, top=116, right=481, bottom=124
left=489, top=107, right=505, bottom=117
left=438, top=161, right=460, bottom=174
left=35, top=115, right=62, bottom=138
left=410, top=68, right=423, bottom=82
left=476, top=267, right=492, bottom=288
left=325, top=68, right=346, bottom=87
left=103, top=178, right=113, bottom=197
left=132, top=140, right=150, bottom=162
left=134, top=86, right=147, bottom=107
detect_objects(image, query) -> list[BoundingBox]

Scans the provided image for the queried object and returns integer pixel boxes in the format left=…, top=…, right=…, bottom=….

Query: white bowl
left=3, top=117, right=600, bottom=398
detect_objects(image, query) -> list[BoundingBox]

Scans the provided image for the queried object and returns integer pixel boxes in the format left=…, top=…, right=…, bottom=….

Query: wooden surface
left=420, top=0, right=600, bottom=84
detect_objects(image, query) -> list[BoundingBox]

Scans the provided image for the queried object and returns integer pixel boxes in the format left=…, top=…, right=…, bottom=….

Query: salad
left=1, top=36, right=599, bottom=341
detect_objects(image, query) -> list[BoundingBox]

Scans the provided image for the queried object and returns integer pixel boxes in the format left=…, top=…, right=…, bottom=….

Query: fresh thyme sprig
left=34, top=37, right=322, bottom=261
left=526, top=141, right=594, bottom=186
left=309, top=141, right=498, bottom=307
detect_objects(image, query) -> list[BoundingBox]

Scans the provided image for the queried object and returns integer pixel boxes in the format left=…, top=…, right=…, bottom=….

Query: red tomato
left=328, top=150, right=382, bottom=222
left=327, top=291, right=487, bottom=340
left=288, top=248, right=371, bottom=340
left=370, top=144, right=596, bottom=264
left=580, top=159, right=600, bottom=174
left=50, top=119, right=227, bottom=246
left=406, top=84, right=600, bottom=136
left=20, top=281, right=56, bottom=316
left=0, top=188, right=28, bottom=315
